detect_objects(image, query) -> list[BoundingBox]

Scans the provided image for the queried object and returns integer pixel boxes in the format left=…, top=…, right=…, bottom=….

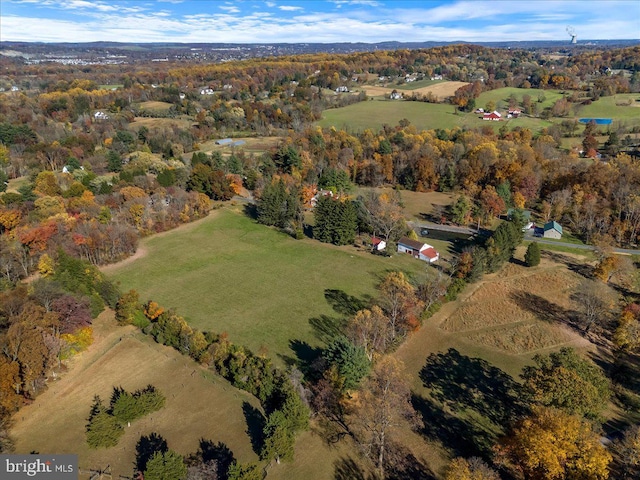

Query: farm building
left=215, top=138, right=233, bottom=145
left=482, top=111, right=502, bottom=121
left=371, top=237, right=387, bottom=251
left=397, top=237, right=439, bottom=263
left=543, top=221, right=563, bottom=239
left=508, top=108, right=522, bottom=117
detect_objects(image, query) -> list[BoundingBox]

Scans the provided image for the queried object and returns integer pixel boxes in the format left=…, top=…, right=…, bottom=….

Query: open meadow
left=318, top=86, right=640, bottom=135
left=318, top=100, right=465, bottom=131
left=10, top=311, right=261, bottom=479
left=106, top=207, right=426, bottom=363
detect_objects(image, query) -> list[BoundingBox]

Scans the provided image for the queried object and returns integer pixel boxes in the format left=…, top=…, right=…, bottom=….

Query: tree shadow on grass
left=411, top=393, right=495, bottom=459
left=541, top=250, right=593, bottom=279
left=324, top=289, right=369, bottom=316
left=243, top=203, right=257, bottom=220
left=242, top=401, right=265, bottom=456
left=419, top=348, right=527, bottom=427
left=282, top=339, right=324, bottom=380
left=334, top=456, right=376, bottom=480
left=385, top=442, right=436, bottom=480
left=198, top=439, right=235, bottom=479
left=509, top=290, right=581, bottom=332
left=309, top=314, right=348, bottom=344
left=135, top=432, right=167, bottom=472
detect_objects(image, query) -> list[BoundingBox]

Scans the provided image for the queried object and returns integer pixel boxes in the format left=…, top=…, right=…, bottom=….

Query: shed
left=371, top=237, right=387, bottom=251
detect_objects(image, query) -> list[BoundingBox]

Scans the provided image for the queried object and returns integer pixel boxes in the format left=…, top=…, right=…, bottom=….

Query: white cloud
left=265, top=1, right=275, bottom=6
left=219, top=5, right=240, bottom=13
left=1, top=0, right=637, bottom=43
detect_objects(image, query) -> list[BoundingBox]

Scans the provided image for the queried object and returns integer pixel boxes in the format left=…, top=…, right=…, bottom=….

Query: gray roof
left=398, top=237, right=426, bottom=251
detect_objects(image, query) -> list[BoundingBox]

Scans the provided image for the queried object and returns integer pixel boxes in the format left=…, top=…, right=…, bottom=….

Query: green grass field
left=475, top=87, right=566, bottom=110
left=108, top=208, right=426, bottom=362
left=578, top=93, right=640, bottom=127
left=318, top=100, right=467, bottom=131
left=318, top=86, right=639, bottom=135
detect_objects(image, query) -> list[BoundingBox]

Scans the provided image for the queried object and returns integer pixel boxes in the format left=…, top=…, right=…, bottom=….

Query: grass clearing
left=129, top=117, right=194, bottom=130
left=107, top=208, right=426, bottom=363
left=319, top=100, right=465, bottom=131
left=10, top=311, right=260, bottom=478
left=476, top=87, right=566, bottom=110
left=138, top=101, right=174, bottom=112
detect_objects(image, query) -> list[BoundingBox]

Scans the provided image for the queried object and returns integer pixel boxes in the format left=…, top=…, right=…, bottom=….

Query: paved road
left=410, top=221, right=640, bottom=255
left=408, top=221, right=478, bottom=236
left=523, top=234, right=640, bottom=255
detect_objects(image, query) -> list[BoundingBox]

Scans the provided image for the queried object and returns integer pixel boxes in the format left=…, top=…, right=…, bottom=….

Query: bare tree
left=350, top=357, right=420, bottom=479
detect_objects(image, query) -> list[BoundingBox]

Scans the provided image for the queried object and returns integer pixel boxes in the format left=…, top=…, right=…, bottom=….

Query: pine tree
left=525, top=242, right=541, bottom=267
left=144, top=450, right=187, bottom=480
left=86, top=396, right=124, bottom=448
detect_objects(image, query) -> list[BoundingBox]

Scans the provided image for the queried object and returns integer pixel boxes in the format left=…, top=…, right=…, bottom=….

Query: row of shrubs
left=115, top=292, right=310, bottom=463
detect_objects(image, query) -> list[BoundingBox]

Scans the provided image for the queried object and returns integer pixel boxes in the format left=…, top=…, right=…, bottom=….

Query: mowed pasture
left=318, top=101, right=464, bottom=131
left=10, top=311, right=261, bottom=479
left=107, top=208, right=426, bottom=362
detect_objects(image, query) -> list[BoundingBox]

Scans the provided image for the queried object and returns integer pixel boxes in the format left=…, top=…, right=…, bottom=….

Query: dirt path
left=100, top=209, right=219, bottom=274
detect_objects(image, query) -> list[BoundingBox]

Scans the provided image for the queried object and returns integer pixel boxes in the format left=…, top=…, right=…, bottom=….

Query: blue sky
left=1, top=0, right=638, bottom=43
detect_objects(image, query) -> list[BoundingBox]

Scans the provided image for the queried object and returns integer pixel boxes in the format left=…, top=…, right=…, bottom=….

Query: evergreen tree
left=313, top=197, right=357, bottom=246
left=261, top=410, right=295, bottom=464
left=525, top=242, right=541, bottom=267
left=144, top=450, right=187, bottom=480
left=257, top=179, right=300, bottom=229
left=324, top=336, right=371, bottom=390
left=228, top=462, right=262, bottom=480
left=86, top=396, right=124, bottom=449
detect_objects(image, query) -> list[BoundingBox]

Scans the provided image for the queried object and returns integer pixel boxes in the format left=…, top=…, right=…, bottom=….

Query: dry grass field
left=361, top=81, right=469, bottom=100
left=431, top=258, right=590, bottom=356
left=138, top=101, right=174, bottom=112
left=129, top=117, right=194, bottom=130
left=10, top=311, right=261, bottom=479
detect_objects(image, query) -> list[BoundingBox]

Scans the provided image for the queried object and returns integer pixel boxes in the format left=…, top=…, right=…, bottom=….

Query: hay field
left=138, top=101, right=174, bottom=112
left=10, top=312, right=260, bottom=479
left=441, top=263, right=583, bottom=353
left=129, top=117, right=194, bottom=130
left=362, top=81, right=469, bottom=100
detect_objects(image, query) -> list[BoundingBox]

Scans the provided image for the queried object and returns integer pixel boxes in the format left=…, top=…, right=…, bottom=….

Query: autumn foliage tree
left=496, top=406, right=612, bottom=480
left=521, top=347, right=611, bottom=419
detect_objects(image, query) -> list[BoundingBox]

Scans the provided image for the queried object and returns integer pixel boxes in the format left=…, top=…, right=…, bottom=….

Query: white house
left=93, top=111, right=109, bottom=120
left=397, top=237, right=439, bottom=263
left=200, top=88, right=214, bottom=95
left=335, top=86, right=349, bottom=93
left=390, top=91, right=403, bottom=100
